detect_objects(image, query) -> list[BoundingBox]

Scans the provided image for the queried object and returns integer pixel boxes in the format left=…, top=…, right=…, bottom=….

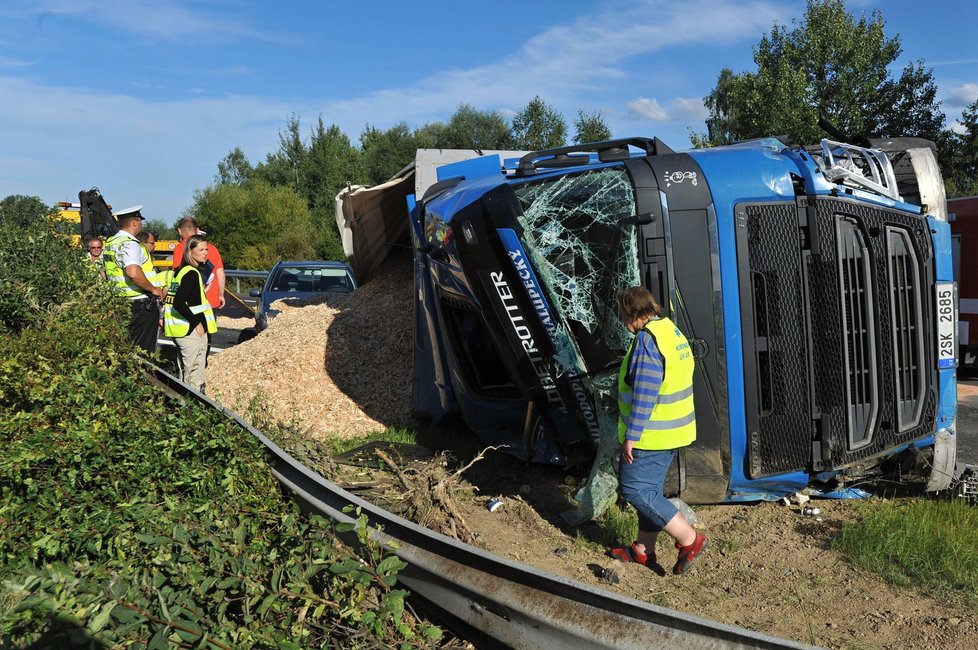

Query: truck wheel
left=237, top=328, right=257, bottom=344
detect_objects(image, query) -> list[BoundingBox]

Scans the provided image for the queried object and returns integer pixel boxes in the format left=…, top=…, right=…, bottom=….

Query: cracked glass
left=512, top=167, right=640, bottom=370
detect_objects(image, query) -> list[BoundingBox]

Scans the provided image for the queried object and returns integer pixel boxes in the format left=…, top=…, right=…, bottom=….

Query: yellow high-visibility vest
left=104, top=232, right=155, bottom=299
left=617, top=316, right=696, bottom=450
left=163, top=266, right=217, bottom=337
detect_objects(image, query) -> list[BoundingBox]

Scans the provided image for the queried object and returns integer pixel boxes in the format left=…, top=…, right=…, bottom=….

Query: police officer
left=103, top=206, right=167, bottom=355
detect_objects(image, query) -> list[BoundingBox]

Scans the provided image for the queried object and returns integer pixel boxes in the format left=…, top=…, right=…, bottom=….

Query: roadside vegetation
left=0, top=221, right=446, bottom=648
left=834, top=497, right=978, bottom=611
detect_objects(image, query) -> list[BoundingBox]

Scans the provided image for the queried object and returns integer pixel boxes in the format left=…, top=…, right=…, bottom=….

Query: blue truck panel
left=406, top=137, right=956, bottom=503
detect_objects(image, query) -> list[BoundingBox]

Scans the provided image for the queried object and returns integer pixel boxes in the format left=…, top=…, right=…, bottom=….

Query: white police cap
left=113, top=205, right=144, bottom=220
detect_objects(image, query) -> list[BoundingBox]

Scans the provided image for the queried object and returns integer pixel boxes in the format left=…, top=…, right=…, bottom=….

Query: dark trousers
left=128, top=299, right=159, bottom=356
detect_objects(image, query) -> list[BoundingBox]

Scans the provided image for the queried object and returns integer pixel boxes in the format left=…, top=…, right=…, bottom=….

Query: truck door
left=625, top=153, right=730, bottom=503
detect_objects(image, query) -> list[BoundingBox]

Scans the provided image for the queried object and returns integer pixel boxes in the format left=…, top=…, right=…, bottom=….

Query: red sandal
left=609, top=542, right=650, bottom=566
left=673, top=532, right=708, bottom=575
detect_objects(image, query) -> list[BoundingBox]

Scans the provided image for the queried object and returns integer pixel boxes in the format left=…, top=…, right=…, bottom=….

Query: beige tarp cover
left=335, top=149, right=525, bottom=284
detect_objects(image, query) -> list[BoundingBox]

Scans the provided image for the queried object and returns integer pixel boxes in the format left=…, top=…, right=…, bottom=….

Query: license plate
left=935, top=282, right=957, bottom=369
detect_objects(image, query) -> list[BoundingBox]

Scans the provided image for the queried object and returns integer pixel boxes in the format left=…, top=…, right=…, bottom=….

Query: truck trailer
left=337, top=136, right=958, bottom=504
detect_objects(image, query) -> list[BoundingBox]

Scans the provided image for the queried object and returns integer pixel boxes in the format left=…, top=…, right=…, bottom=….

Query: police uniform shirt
left=114, top=231, right=150, bottom=300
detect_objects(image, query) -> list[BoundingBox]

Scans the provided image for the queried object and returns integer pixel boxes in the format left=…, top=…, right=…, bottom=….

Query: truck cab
left=341, top=137, right=958, bottom=503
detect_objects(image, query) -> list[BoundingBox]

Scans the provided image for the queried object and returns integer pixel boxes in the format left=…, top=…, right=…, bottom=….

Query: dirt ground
left=322, top=443, right=976, bottom=650
left=207, top=255, right=978, bottom=650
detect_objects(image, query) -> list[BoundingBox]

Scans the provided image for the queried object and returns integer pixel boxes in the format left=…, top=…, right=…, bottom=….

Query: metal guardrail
left=149, top=365, right=818, bottom=650
left=223, top=269, right=269, bottom=313
left=224, top=269, right=269, bottom=294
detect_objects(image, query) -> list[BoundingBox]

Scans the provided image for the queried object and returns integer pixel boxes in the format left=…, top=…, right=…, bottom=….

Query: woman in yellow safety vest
left=609, top=286, right=708, bottom=576
left=163, top=235, right=217, bottom=393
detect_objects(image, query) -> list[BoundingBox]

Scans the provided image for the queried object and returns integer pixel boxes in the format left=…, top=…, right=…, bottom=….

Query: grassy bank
left=833, top=497, right=978, bottom=610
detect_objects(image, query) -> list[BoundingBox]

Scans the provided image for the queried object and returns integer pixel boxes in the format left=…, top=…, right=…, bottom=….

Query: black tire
left=237, top=328, right=258, bottom=344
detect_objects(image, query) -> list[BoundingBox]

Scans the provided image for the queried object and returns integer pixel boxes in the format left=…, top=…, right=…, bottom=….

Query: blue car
left=251, top=260, right=356, bottom=332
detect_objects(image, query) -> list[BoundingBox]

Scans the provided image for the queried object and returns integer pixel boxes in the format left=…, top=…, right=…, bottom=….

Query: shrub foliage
left=0, top=220, right=101, bottom=333
left=0, top=220, right=442, bottom=647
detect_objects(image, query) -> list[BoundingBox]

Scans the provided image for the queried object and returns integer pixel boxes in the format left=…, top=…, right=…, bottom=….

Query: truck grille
left=886, top=227, right=925, bottom=432
left=836, top=217, right=879, bottom=449
left=743, top=197, right=937, bottom=473
left=740, top=203, right=812, bottom=476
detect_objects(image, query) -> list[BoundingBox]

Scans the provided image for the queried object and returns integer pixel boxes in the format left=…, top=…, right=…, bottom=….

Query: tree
left=253, top=114, right=305, bottom=188
left=216, top=147, right=253, bottom=185
left=697, top=0, right=945, bottom=147
left=300, top=118, right=364, bottom=219
left=868, top=62, right=944, bottom=141
left=189, top=181, right=318, bottom=269
left=573, top=110, right=612, bottom=144
left=360, top=122, right=424, bottom=185
left=0, top=195, right=52, bottom=227
left=511, top=96, right=567, bottom=150
left=946, top=99, right=978, bottom=197
left=251, top=115, right=363, bottom=259
left=142, top=218, right=177, bottom=240
left=418, top=104, right=513, bottom=151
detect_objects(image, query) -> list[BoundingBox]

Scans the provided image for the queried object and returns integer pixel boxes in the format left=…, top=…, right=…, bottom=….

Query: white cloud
left=946, top=83, right=978, bottom=109
left=625, top=97, right=708, bottom=123
left=314, top=0, right=790, bottom=135
left=128, top=80, right=167, bottom=90
left=0, top=55, right=35, bottom=69
left=628, top=98, right=669, bottom=121
left=211, top=66, right=255, bottom=78
left=24, top=0, right=272, bottom=43
left=0, top=76, right=294, bottom=217
left=929, top=58, right=978, bottom=68
left=669, top=97, right=710, bottom=122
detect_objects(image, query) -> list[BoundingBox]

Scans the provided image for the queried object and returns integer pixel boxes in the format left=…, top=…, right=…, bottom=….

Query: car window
left=270, top=267, right=352, bottom=293
left=270, top=269, right=300, bottom=291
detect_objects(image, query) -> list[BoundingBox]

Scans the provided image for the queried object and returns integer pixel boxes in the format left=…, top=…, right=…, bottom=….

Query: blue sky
left=1, top=0, right=976, bottom=221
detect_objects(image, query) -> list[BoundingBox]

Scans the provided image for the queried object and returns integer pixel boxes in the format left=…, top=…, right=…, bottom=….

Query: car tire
left=237, top=328, right=258, bottom=344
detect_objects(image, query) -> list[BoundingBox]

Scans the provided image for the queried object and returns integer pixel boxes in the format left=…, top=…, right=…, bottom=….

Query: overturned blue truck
left=336, top=136, right=958, bottom=504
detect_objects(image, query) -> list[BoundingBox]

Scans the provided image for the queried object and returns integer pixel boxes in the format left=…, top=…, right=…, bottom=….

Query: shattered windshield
left=512, top=167, right=640, bottom=371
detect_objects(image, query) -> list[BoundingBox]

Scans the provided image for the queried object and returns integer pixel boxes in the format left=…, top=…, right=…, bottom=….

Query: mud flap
left=925, top=427, right=956, bottom=492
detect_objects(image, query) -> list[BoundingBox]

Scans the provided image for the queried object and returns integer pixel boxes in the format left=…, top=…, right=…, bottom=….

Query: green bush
left=0, top=219, right=104, bottom=333
left=0, top=221, right=442, bottom=647
left=190, top=181, right=318, bottom=270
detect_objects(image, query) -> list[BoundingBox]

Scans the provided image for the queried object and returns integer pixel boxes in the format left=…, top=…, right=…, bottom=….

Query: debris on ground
left=327, top=441, right=490, bottom=546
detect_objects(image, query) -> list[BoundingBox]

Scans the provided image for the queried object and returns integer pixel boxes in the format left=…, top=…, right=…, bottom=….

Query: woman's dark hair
left=182, top=234, right=208, bottom=267
left=616, top=286, right=661, bottom=323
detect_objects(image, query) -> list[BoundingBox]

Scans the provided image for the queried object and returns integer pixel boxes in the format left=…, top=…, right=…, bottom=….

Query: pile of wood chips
left=215, top=316, right=254, bottom=330
left=206, top=253, right=415, bottom=439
